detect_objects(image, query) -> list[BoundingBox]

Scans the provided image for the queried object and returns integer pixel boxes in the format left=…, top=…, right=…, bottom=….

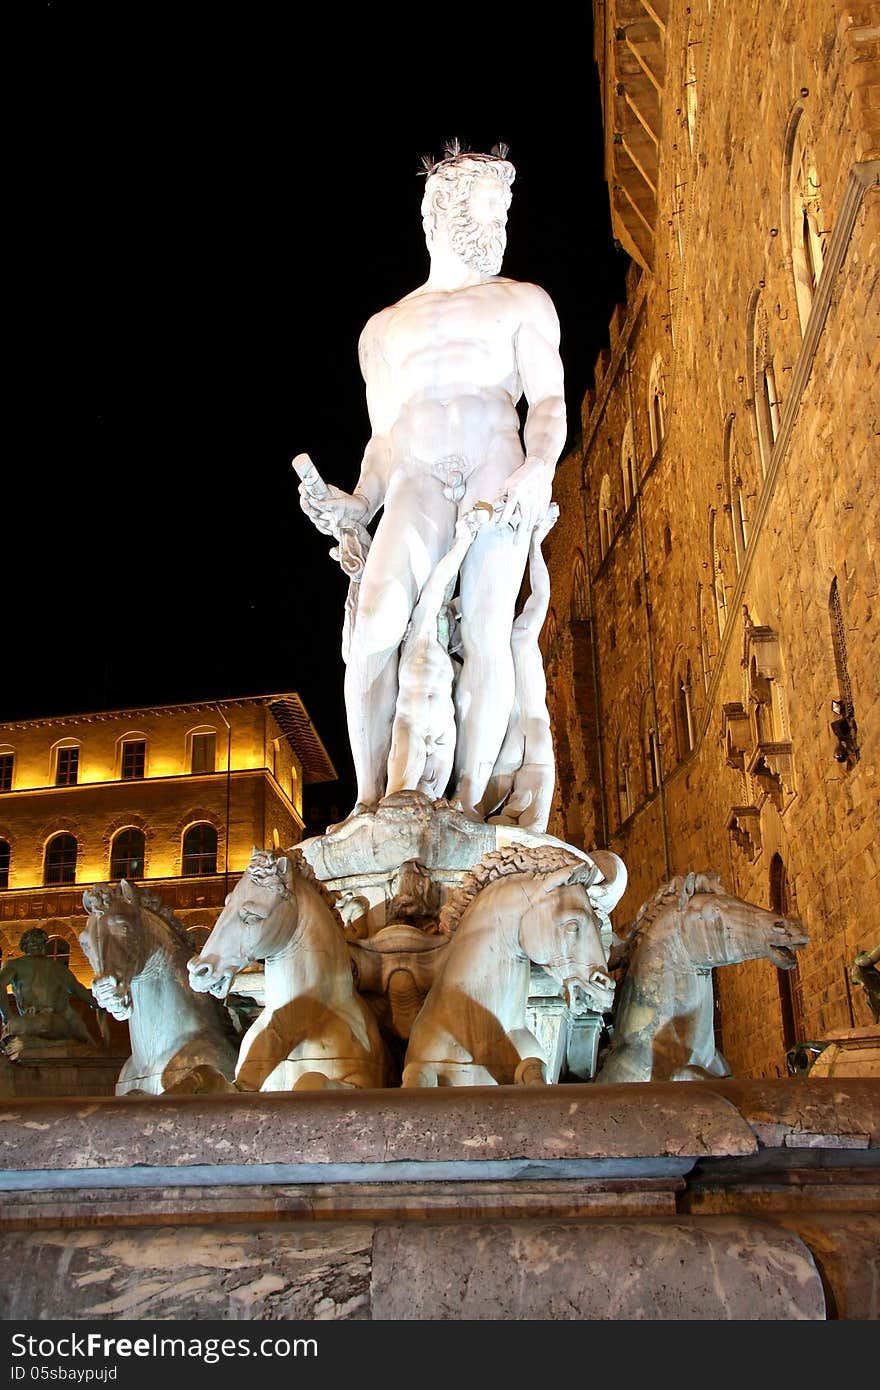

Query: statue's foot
left=401, top=1062, right=438, bottom=1088
left=325, top=803, right=376, bottom=835
left=292, top=1071, right=355, bottom=1091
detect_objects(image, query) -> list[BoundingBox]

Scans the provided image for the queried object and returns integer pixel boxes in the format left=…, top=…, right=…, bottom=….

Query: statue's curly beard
left=448, top=208, right=507, bottom=276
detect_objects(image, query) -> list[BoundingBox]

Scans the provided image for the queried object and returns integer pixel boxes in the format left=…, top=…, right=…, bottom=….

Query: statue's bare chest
left=383, top=286, right=516, bottom=371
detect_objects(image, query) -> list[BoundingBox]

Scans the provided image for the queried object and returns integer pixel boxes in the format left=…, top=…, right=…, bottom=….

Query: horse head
left=187, top=847, right=299, bottom=998
left=80, top=879, right=149, bottom=1020
left=518, top=857, right=616, bottom=1015
left=675, top=870, right=809, bottom=970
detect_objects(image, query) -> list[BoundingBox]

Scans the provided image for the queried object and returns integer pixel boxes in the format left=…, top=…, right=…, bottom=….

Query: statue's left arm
left=64, top=968, right=101, bottom=1010
left=501, top=286, right=566, bottom=533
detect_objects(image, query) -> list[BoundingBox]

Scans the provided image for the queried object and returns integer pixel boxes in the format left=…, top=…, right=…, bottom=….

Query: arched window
left=709, top=508, right=728, bottom=636
left=771, top=853, right=804, bottom=1051
left=45, top=936, right=70, bottom=964
left=620, top=420, right=637, bottom=510
left=748, top=296, right=780, bottom=475
left=571, top=553, right=589, bottom=622
left=52, top=740, right=81, bottom=787
left=0, top=839, right=9, bottom=889
left=182, top=823, right=218, bottom=877
left=698, top=584, right=712, bottom=690
left=673, top=658, right=696, bottom=760
left=685, top=26, right=699, bottom=152
left=44, top=833, right=78, bottom=886
left=598, top=474, right=613, bottom=558
left=784, top=110, right=826, bottom=334
left=724, top=416, right=748, bottom=572
left=110, top=827, right=146, bottom=881
left=640, top=694, right=661, bottom=796
left=615, top=736, right=633, bottom=826
left=543, top=608, right=559, bottom=660
left=189, top=728, right=217, bottom=774
left=0, top=748, right=13, bottom=792
left=648, top=355, right=666, bottom=457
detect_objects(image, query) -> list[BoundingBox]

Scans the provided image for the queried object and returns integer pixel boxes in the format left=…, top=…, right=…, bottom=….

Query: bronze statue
left=0, top=929, right=105, bottom=1053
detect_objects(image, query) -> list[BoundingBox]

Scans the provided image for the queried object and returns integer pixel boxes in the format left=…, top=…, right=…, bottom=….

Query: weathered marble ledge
left=0, top=1079, right=877, bottom=1194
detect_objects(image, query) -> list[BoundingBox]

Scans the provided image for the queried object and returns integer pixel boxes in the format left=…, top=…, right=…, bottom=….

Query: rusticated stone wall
left=544, top=1, right=880, bottom=1077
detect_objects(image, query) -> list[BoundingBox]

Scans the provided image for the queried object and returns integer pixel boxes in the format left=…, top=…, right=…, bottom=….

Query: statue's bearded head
left=19, top=928, right=49, bottom=957
left=421, top=148, right=515, bottom=276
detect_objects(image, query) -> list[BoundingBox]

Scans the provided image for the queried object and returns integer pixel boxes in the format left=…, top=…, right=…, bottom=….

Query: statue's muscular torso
left=361, top=278, right=551, bottom=490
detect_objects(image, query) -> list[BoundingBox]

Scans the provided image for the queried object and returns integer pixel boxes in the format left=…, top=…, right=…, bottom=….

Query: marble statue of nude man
left=298, top=143, right=566, bottom=819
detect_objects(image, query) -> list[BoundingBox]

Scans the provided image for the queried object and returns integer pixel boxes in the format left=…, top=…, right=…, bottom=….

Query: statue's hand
left=499, top=456, right=554, bottom=534
left=298, top=482, right=370, bottom=538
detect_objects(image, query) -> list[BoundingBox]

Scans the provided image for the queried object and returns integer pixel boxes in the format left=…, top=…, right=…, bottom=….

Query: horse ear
left=82, top=888, right=96, bottom=913
left=678, top=872, right=697, bottom=909
left=120, top=879, right=136, bottom=903
left=276, top=855, right=290, bottom=876
left=586, top=851, right=628, bottom=914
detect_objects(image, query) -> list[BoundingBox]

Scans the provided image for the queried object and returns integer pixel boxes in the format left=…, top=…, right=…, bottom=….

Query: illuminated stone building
left=544, top=0, right=879, bottom=1074
left=0, top=693, right=336, bottom=983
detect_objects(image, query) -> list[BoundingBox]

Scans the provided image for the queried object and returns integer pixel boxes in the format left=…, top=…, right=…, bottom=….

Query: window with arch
left=571, top=553, right=589, bottom=622
left=771, top=853, right=804, bottom=1051
left=598, top=474, right=613, bottom=558
left=190, top=730, right=217, bottom=774
left=784, top=111, right=826, bottom=334
left=45, top=936, right=71, bottom=964
left=543, top=608, right=559, bottom=660
left=724, top=416, right=748, bottom=571
left=0, top=839, right=9, bottom=889
left=44, top=832, right=78, bottom=885
left=749, top=296, right=780, bottom=474
left=119, top=736, right=147, bottom=780
left=698, top=585, right=712, bottom=690
left=648, top=355, right=666, bottom=457
left=110, top=827, right=146, bottom=880
left=53, top=740, right=81, bottom=787
left=182, top=823, right=218, bottom=877
left=673, top=658, right=696, bottom=760
left=708, top=508, right=729, bottom=636
left=615, top=736, right=633, bottom=826
left=0, top=750, right=14, bottom=792
left=620, top=420, right=637, bottom=510
left=640, top=694, right=661, bottom=796
left=684, top=27, right=699, bottom=152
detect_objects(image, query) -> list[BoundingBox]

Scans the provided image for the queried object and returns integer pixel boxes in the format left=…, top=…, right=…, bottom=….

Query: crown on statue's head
left=419, top=139, right=515, bottom=186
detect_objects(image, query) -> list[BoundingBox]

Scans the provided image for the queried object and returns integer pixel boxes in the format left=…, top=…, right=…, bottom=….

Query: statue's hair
left=438, top=844, right=596, bottom=938
left=420, top=141, right=515, bottom=244
left=611, top=870, right=725, bottom=966
left=420, top=139, right=514, bottom=183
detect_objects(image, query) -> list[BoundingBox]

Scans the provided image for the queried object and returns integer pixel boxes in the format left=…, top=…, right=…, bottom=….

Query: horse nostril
left=189, top=960, right=212, bottom=978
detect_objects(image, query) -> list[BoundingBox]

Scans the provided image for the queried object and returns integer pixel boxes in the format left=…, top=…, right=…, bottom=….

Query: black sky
left=8, top=5, right=628, bottom=813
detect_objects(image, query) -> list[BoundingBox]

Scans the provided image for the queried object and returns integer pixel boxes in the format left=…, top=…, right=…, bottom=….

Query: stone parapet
left=0, top=1079, right=877, bottom=1319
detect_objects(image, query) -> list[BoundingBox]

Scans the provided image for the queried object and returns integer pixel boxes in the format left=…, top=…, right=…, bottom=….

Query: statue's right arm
left=352, top=312, right=395, bottom=523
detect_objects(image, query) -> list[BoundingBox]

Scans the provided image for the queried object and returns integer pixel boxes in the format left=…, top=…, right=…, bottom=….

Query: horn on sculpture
left=585, top=850, right=628, bottom=915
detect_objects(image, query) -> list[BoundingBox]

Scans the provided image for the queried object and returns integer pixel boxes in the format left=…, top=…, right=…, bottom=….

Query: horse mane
left=86, top=880, right=191, bottom=952
left=247, top=846, right=342, bottom=918
left=611, top=870, right=726, bottom=967
left=438, top=844, right=595, bottom=938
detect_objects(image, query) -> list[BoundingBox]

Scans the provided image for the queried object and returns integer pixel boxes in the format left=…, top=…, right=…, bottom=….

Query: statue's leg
left=454, top=525, right=530, bottom=816
left=346, top=483, right=455, bottom=809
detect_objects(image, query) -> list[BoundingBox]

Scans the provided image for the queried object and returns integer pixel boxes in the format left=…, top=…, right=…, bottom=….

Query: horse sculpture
left=401, top=845, right=622, bottom=1087
left=593, top=870, right=809, bottom=1084
left=187, top=847, right=388, bottom=1091
left=80, top=880, right=239, bottom=1095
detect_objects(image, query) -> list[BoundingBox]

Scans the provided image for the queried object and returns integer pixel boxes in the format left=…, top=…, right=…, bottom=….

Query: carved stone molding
left=721, top=702, right=751, bottom=770
left=748, top=741, right=795, bottom=812
left=727, top=806, right=762, bottom=862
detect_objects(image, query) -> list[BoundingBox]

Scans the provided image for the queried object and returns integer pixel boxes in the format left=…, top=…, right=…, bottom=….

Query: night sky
left=9, top=5, right=628, bottom=815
